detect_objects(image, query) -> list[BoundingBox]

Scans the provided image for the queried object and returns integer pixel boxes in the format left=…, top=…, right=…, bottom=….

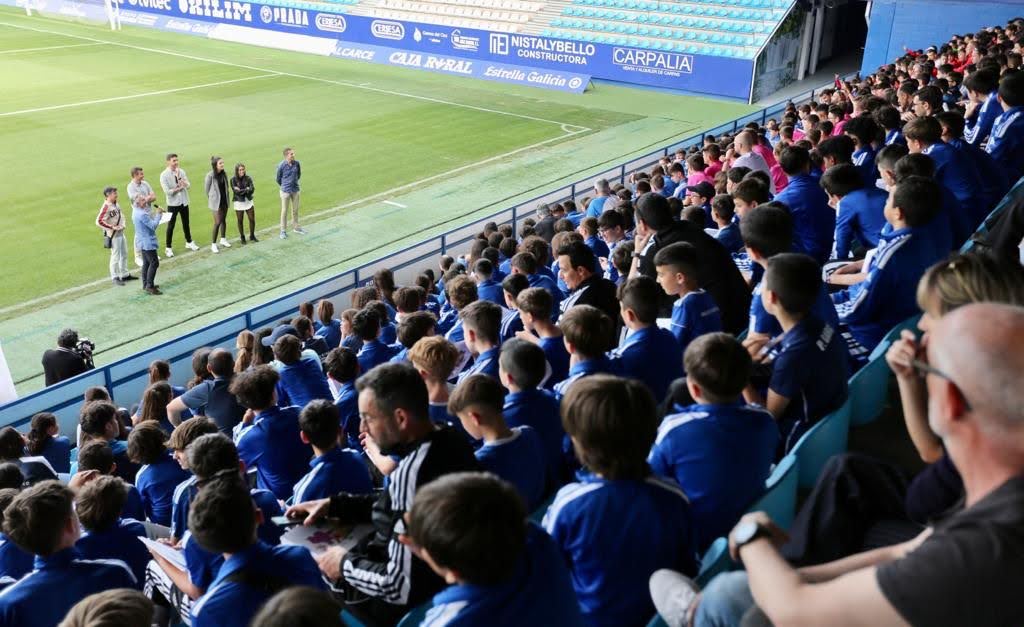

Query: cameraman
left=41, top=329, right=93, bottom=387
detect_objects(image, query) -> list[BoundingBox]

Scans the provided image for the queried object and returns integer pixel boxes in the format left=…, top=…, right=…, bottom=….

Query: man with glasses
left=650, top=302, right=1024, bottom=627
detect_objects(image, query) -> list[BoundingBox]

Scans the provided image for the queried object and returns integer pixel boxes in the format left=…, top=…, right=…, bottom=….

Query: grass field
left=0, top=6, right=755, bottom=392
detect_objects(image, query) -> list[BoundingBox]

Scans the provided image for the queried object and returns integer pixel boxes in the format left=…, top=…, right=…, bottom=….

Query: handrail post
left=441, top=233, right=447, bottom=255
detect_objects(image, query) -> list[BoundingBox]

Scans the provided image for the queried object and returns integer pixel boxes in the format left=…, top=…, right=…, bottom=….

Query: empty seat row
left=367, top=7, right=522, bottom=30
left=378, top=0, right=533, bottom=22
left=540, top=28, right=757, bottom=57
left=549, top=18, right=761, bottom=45
left=565, top=4, right=773, bottom=20
left=559, top=8, right=774, bottom=32
left=574, top=0, right=789, bottom=9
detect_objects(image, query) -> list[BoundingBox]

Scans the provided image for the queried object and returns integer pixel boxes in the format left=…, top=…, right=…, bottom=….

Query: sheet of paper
left=159, top=211, right=172, bottom=224
left=281, top=523, right=374, bottom=556
left=140, top=537, right=187, bottom=571
left=655, top=317, right=673, bottom=331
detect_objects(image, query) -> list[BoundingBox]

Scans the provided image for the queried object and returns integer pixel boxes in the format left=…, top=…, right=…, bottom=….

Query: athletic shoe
left=165, top=247, right=174, bottom=258
left=211, top=243, right=219, bottom=254
left=219, top=238, right=232, bottom=248
left=280, top=231, right=288, bottom=240
left=112, top=278, right=125, bottom=286
left=144, top=287, right=163, bottom=295
left=649, top=569, right=699, bottom=627
left=249, top=235, right=259, bottom=243
left=185, top=241, right=200, bottom=251
left=294, top=226, right=307, bottom=235
left=122, top=275, right=138, bottom=281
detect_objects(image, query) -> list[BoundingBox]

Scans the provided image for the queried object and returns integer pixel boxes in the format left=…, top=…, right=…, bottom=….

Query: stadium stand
left=352, top=0, right=544, bottom=32
left=2, top=14, right=1024, bottom=627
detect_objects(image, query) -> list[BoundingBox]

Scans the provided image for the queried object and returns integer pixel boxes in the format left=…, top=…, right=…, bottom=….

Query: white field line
left=0, top=73, right=278, bottom=117
left=0, top=41, right=102, bottom=54
left=381, top=200, right=407, bottom=208
left=0, top=125, right=589, bottom=315
left=0, top=20, right=592, bottom=131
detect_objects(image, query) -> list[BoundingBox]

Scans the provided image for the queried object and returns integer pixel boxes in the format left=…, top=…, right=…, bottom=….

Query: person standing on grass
left=159, top=153, right=198, bottom=258
left=129, top=166, right=164, bottom=295
left=204, top=156, right=232, bottom=254
left=231, top=163, right=257, bottom=244
left=95, top=186, right=134, bottom=286
left=276, top=147, right=304, bottom=239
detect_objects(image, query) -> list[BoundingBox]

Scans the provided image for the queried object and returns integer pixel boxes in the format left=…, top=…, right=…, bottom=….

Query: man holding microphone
left=128, top=166, right=164, bottom=295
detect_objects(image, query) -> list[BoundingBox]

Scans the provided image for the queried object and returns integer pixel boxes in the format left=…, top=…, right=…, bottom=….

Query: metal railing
left=0, top=76, right=844, bottom=435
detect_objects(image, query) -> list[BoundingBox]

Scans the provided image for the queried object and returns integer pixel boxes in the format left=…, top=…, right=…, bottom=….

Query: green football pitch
left=0, top=6, right=755, bottom=392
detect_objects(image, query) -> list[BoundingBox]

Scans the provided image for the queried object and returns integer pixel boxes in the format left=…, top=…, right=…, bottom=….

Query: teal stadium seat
left=695, top=537, right=732, bottom=586
left=750, top=454, right=798, bottom=530
left=846, top=315, right=921, bottom=427
left=396, top=604, right=432, bottom=627
left=790, top=401, right=852, bottom=489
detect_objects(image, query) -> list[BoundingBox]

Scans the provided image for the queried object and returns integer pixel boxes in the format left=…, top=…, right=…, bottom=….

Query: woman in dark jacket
left=231, top=163, right=257, bottom=244
left=204, top=156, right=231, bottom=253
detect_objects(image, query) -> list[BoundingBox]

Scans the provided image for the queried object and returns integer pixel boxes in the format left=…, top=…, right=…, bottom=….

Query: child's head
left=819, top=164, right=865, bottom=207
left=187, top=433, right=242, bottom=483
left=323, top=347, right=360, bottom=384
left=351, top=308, right=381, bottom=342
left=3, top=481, right=77, bottom=556
left=597, top=209, right=625, bottom=242
left=75, top=475, right=128, bottom=532
left=876, top=143, right=910, bottom=187
left=0, top=464, right=23, bottom=490
left=252, top=588, right=343, bottom=627
left=618, top=277, right=660, bottom=328
left=740, top=203, right=794, bottom=263
left=80, top=401, right=118, bottom=442
left=762, top=253, right=822, bottom=318
left=25, top=412, right=58, bottom=456
left=83, top=386, right=111, bottom=403
left=394, top=287, right=420, bottom=315
left=501, top=273, right=530, bottom=311
left=128, top=421, right=169, bottom=466
left=711, top=194, right=735, bottom=225
left=559, top=305, right=614, bottom=359
left=473, top=258, right=494, bottom=283
left=139, top=382, right=172, bottom=426
left=460, top=301, right=502, bottom=353
left=0, top=489, right=18, bottom=532
left=731, top=178, right=769, bottom=218
left=272, top=334, right=303, bottom=366
left=498, top=339, right=548, bottom=392
left=408, top=336, right=461, bottom=383
left=886, top=176, right=940, bottom=229
left=683, top=333, right=752, bottom=404
left=580, top=217, right=599, bottom=238
left=681, top=205, right=707, bottom=226
left=148, top=359, right=172, bottom=385
left=446, top=276, right=479, bottom=312
left=510, top=252, right=538, bottom=276
left=562, top=375, right=656, bottom=480
left=299, top=399, right=341, bottom=452
left=447, top=375, right=507, bottom=440
left=77, top=441, right=115, bottom=475
left=188, top=475, right=258, bottom=554
left=365, top=301, right=390, bottom=329
left=610, top=241, right=635, bottom=278
left=167, top=417, right=219, bottom=469
left=340, top=309, right=358, bottom=336
left=397, top=311, right=437, bottom=350
left=60, top=589, right=154, bottom=627
left=653, top=242, right=700, bottom=298
left=229, top=365, right=279, bottom=412
left=516, top=287, right=554, bottom=328
left=405, top=472, right=526, bottom=586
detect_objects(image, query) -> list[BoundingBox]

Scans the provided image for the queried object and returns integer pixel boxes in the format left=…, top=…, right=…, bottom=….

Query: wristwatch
left=731, top=520, right=771, bottom=554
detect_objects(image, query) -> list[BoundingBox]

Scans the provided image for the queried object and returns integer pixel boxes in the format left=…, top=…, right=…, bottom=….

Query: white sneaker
left=219, top=238, right=232, bottom=248
left=211, top=243, right=219, bottom=254
left=649, top=569, right=699, bottom=627
left=165, top=247, right=174, bottom=258
left=185, top=241, right=200, bottom=251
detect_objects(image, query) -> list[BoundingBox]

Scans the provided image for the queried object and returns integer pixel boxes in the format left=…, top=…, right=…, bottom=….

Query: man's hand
left=315, top=546, right=347, bottom=581
left=729, top=512, right=789, bottom=562
left=68, top=469, right=101, bottom=490
left=285, top=498, right=331, bottom=527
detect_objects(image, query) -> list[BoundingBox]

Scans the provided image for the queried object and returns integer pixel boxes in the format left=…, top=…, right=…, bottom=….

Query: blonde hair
left=234, top=330, right=256, bottom=373
left=408, top=336, right=460, bottom=381
left=916, top=253, right=1024, bottom=316
left=316, top=300, right=335, bottom=326
left=59, top=589, right=153, bottom=627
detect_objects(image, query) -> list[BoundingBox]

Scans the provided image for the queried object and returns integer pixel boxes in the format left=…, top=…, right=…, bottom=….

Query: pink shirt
left=705, top=160, right=723, bottom=179
left=770, top=164, right=789, bottom=193
left=752, top=143, right=777, bottom=168
left=687, top=171, right=714, bottom=188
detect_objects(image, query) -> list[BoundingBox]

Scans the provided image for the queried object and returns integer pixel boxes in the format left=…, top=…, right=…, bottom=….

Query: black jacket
left=534, top=216, right=557, bottom=243
left=559, top=274, right=621, bottom=324
left=231, top=174, right=254, bottom=202
left=41, top=348, right=90, bottom=387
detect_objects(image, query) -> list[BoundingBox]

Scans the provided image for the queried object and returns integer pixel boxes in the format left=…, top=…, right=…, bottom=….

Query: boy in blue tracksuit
left=745, top=254, right=849, bottom=455
left=271, top=334, right=332, bottom=410
left=905, top=117, right=986, bottom=230
left=455, top=300, right=502, bottom=384
left=74, top=475, right=150, bottom=587
left=511, top=252, right=564, bottom=312
left=553, top=305, right=616, bottom=399
left=649, top=334, right=779, bottom=551
left=773, top=145, right=835, bottom=265
left=822, top=163, right=888, bottom=260
left=844, top=116, right=879, bottom=186
left=449, top=375, right=546, bottom=510
left=353, top=309, right=400, bottom=374
left=544, top=376, right=696, bottom=627
left=472, top=258, right=504, bottom=306
left=963, top=68, right=1001, bottom=146
left=580, top=217, right=610, bottom=260
left=516, top=286, right=570, bottom=388
left=292, top=400, right=373, bottom=504
left=986, top=71, right=1024, bottom=185
left=405, top=473, right=585, bottom=627
left=710, top=194, right=744, bottom=253
left=500, top=274, right=528, bottom=342
left=833, top=177, right=944, bottom=361
left=129, top=422, right=191, bottom=528
left=938, top=112, right=1010, bottom=213
left=608, top=277, right=684, bottom=404
left=324, top=347, right=362, bottom=450
left=653, top=242, right=722, bottom=355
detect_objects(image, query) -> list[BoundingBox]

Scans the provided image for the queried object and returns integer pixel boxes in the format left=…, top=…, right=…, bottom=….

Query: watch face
left=733, top=520, right=759, bottom=546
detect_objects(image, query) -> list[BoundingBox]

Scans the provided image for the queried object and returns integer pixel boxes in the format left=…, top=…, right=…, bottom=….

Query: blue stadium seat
left=791, top=401, right=852, bottom=490
left=396, top=603, right=432, bottom=627
left=695, top=537, right=732, bottom=586
left=845, top=315, right=920, bottom=427
left=750, top=454, right=798, bottom=530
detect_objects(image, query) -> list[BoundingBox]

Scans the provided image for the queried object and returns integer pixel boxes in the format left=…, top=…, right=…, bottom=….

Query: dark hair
left=393, top=287, right=419, bottom=314
left=407, top=472, right=526, bottom=586
left=3, top=481, right=74, bottom=555
left=510, top=252, right=538, bottom=275
left=726, top=166, right=751, bottom=184
left=75, top=475, right=127, bottom=531
left=186, top=433, right=239, bottom=483
left=597, top=209, right=624, bottom=231
left=251, top=588, right=343, bottom=627
left=873, top=105, right=902, bottom=131
left=460, top=301, right=502, bottom=346
left=998, top=70, right=1024, bottom=107
left=876, top=143, right=910, bottom=171
left=189, top=475, right=257, bottom=554
left=351, top=308, right=381, bottom=342
left=935, top=111, right=966, bottom=138
left=0, top=464, right=24, bottom=490
left=189, top=348, right=213, bottom=389
left=903, top=116, right=943, bottom=144
left=740, top=204, right=794, bottom=257
left=272, top=334, right=302, bottom=365
left=138, top=382, right=172, bottom=427
left=299, top=400, right=341, bottom=450
left=127, top=421, right=169, bottom=466
left=355, top=363, right=429, bottom=423
left=562, top=376, right=656, bottom=480
left=559, top=305, right=614, bottom=358
left=556, top=241, right=597, bottom=275
left=894, top=153, right=936, bottom=181
left=80, top=401, right=117, bottom=438
left=25, top=412, right=57, bottom=456
left=843, top=116, right=880, bottom=147
left=618, top=277, right=660, bottom=325
left=397, top=311, right=437, bottom=350
left=653, top=242, right=699, bottom=279
left=634, top=193, right=673, bottom=231
left=148, top=359, right=172, bottom=385
left=498, top=339, right=547, bottom=390
left=764, top=253, right=822, bottom=315
left=103, top=186, right=117, bottom=198
left=778, top=145, right=811, bottom=176
left=711, top=194, right=735, bottom=222
left=913, top=85, right=944, bottom=111
left=83, top=386, right=110, bottom=402
left=167, top=417, right=218, bottom=452
left=448, top=374, right=506, bottom=417
left=681, top=205, right=706, bottom=226
left=516, top=287, right=553, bottom=320
left=229, top=365, right=279, bottom=410
left=57, top=329, right=79, bottom=349
left=732, top=178, right=770, bottom=205
left=816, top=135, right=855, bottom=164
left=820, top=164, right=865, bottom=197
left=323, top=347, right=360, bottom=382
left=501, top=273, right=530, bottom=300
left=892, top=176, right=941, bottom=227
left=684, top=333, right=752, bottom=403
left=77, top=441, right=115, bottom=474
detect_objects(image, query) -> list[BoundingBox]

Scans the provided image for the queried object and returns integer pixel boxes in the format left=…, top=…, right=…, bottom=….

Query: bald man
left=730, top=131, right=774, bottom=194
left=651, top=302, right=1024, bottom=627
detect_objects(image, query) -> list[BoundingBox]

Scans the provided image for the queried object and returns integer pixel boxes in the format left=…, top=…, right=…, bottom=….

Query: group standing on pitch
left=95, top=147, right=306, bottom=295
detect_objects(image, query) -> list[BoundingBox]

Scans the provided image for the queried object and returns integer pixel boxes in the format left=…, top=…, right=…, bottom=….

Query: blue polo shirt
left=235, top=406, right=313, bottom=500
left=76, top=519, right=149, bottom=587
left=649, top=402, right=779, bottom=551
left=0, top=547, right=136, bottom=627
left=833, top=226, right=937, bottom=352
left=539, top=336, right=570, bottom=389
left=852, top=146, right=877, bottom=186
left=750, top=279, right=840, bottom=339
left=341, top=334, right=362, bottom=354
left=190, top=542, right=325, bottom=627
left=171, top=476, right=198, bottom=540
left=424, top=524, right=585, bottom=627
left=607, top=326, right=684, bottom=404
left=527, top=273, right=564, bottom=310
left=477, top=279, right=505, bottom=306
left=714, top=222, right=744, bottom=253
left=378, top=322, right=398, bottom=346
left=0, top=534, right=32, bottom=587
left=833, top=187, right=888, bottom=260
left=180, top=377, right=246, bottom=435
left=503, top=388, right=564, bottom=484
left=553, top=357, right=615, bottom=400
left=500, top=308, right=524, bottom=342
left=565, top=211, right=585, bottom=227
left=291, top=447, right=373, bottom=503
left=275, top=353, right=332, bottom=409
left=773, top=173, right=835, bottom=264
left=437, top=306, right=459, bottom=336
left=35, top=436, right=71, bottom=474
left=357, top=339, right=400, bottom=374
left=314, top=319, right=342, bottom=350
left=457, top=347, right=501, bottom=384
left=475, top=427, right=546, bottom=510
left=335, top=380, right=361, bottom=450
left=670, top=290, right=722, bottom=352
left=885, top=128, right=905, bottom=146
left=388, top=345, right=409, bottom=363
left=585, top=196, right=608, bottom=218
left=965, top=91, right=1000, bottom=146
left=121, top=485, right=146, bottom=522
left=135, top=452, right=191, bottom=527
left=766, top=316, right=849, bottom=453
left=542, top=474, right=697, bottom=627
left=584, top=235, right=610, bottom=260
left=986, top=106, right=1024, bottom=186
